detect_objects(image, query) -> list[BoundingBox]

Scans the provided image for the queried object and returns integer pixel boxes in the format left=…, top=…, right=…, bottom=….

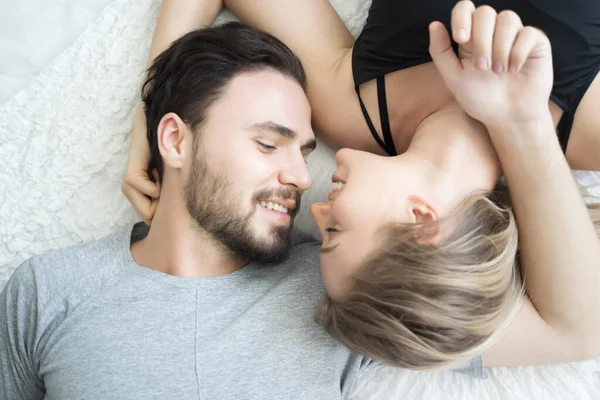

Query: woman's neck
left=405, top=102, right=501, bottom=214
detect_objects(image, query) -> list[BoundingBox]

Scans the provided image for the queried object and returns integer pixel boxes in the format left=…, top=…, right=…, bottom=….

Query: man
left=0, top=23, right=368, bottom=399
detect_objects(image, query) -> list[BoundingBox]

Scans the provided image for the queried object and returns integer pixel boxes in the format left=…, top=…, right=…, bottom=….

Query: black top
left=352, top=0, right=600, bottom=155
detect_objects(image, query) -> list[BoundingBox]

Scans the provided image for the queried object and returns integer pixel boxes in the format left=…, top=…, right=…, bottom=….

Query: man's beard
left=184, top=151, right=299, bottom=265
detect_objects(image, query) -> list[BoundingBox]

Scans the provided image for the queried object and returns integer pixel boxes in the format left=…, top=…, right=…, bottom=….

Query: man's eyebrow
left=320, top=244, right=340, bottom=254
left=249, top=121, right=296, bottom=138
left=249, top=121, right=316, bottom=151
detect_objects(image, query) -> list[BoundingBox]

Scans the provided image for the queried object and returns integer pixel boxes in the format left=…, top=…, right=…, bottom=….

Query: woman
left=122, top=0, right=600, bottom=371
left=221, top=0, right=600, bottom=166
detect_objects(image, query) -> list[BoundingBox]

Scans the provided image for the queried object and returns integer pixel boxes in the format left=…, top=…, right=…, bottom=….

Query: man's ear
left=157, top=112, right=189, bottom=170
left=407, top=195, right=441, bottom=245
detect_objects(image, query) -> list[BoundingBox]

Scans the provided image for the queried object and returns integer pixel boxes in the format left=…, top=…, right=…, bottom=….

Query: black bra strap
left=376, top=76, right=397, bottom=156
left=353, top=77, right=397, bottom=156
left=355, top=84, right=388, bottom=152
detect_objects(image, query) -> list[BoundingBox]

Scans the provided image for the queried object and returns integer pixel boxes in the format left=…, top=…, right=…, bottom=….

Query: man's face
left=184, top=69, right=315, bottom=264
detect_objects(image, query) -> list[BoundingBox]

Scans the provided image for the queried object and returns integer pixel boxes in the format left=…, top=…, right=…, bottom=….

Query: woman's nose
left=335, top=148, right=359, bottom=167
left=310, top=202, right=331, bottom=239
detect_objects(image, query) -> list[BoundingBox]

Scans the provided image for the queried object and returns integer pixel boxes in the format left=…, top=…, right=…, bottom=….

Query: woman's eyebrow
left=320, top=244, right=340, bottom=254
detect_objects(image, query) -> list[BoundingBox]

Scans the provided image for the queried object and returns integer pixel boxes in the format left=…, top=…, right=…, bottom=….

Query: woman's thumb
left=428, top=21, right=461, bottom=92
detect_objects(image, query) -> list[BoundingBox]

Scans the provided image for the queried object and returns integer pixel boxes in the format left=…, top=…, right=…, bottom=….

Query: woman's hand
left=428, top=1, right=553, bottom=130
left=122, top=106, right=160, bottom=226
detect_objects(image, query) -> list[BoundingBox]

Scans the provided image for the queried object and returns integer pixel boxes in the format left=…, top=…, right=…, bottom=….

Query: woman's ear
left=407, top=195, right=438, bottom=223
left=157, top=112, right=190, bottom=170
left=407, top=195, right=441, bottom=245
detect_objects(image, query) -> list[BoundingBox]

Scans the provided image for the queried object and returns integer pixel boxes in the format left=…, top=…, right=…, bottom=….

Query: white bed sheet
left=0, top=0, right=115, bottom=104
left=0, top=0, right=598, bottom=398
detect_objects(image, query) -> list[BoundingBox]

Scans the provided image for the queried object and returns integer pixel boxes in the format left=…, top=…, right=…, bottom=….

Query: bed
left=1, top=0, right=599, bottom=398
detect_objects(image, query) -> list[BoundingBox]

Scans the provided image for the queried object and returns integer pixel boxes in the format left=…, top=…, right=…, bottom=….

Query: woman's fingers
left=450, top=3, right=538, bottom=75
left=122, top=179, right=160, bottom=226
left=124, top=171, right=161, bottom=199
left=451, top=0, right=476, bottom=43
left=122, top=163, right=161, bottom=224
left=471, top=5, right=498, bottom=71
left=509, top=26, right=545, bottom=73
left=429, top=21, right=462, bottom=91
left=492, top=10, right=523, bottom=73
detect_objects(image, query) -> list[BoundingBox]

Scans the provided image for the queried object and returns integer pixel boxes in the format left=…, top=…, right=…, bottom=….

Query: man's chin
left=253, top=216, right=293, bottom=235
left=247, top=227, right=293, bottom=264
left=252, top=229, right=290, bottom=249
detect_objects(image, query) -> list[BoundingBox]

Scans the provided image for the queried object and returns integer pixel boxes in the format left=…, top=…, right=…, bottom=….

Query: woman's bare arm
left=224, top=0, right=385, bottom=153
left=122, top=0, right=222, bottom=224
left=431, top=1, right=600, bottom=366
left=485, top=118, right=600, bottom=366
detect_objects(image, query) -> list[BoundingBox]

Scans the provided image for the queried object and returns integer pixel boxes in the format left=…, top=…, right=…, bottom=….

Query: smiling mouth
left=258, top=200, right=291, bottom=215
left=255, top=187, right=300, bottom=220
left=331, top=181, right=345, bottom=193
left=328, top=180, right=345, bottom=201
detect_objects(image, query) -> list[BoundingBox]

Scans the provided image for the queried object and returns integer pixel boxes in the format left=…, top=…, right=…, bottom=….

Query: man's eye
left=257, top=142, right=276, bottom=151
left=325, top=228, right=339, bottom=233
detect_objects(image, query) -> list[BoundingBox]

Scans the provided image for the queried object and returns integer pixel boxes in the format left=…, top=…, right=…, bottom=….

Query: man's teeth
left=259, top=201, right=289, bottom=214
left=332, top=182, right=344, bottom=192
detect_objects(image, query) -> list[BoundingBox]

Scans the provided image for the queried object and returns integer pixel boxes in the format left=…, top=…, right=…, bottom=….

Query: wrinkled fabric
left=0, top=1, right=598, bottom=399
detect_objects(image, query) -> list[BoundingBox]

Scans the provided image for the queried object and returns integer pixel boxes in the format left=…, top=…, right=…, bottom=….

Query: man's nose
left=278, top=154, right=312, bottom=192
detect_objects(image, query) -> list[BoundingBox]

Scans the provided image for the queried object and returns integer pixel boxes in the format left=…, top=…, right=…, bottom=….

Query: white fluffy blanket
left=0, top=0, right=598, bottom=398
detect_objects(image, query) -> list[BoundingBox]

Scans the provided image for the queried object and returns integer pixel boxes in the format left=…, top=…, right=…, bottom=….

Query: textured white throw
left=0, top=0, right=598, bottom=398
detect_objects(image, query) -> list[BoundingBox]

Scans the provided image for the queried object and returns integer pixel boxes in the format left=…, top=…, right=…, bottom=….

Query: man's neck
left=405, top=103, right=501, bottom=215
left=130, top=191, right=247, bottom=279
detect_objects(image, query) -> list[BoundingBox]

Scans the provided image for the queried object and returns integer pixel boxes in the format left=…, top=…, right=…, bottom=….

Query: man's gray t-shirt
left=1, top=225, right=485, bottom=399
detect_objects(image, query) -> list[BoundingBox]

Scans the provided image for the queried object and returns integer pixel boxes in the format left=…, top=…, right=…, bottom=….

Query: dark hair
left=142, top=22, right=307, bottom=183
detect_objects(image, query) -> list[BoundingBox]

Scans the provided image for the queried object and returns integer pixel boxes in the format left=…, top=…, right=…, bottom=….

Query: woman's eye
left=325, top=228, right=340, bottom=233
left=257, top=142, right=276, bottom=151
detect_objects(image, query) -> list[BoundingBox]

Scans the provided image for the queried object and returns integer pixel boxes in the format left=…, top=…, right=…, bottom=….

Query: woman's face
left=310, top=149, right=434, bottom=299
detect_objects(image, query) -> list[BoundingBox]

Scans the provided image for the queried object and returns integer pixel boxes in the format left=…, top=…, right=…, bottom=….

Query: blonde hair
left=315, top=189, right=600, bottom=371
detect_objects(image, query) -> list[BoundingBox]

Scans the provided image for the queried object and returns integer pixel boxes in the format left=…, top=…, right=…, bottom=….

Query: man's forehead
left=225, top=69, right=302, bottom=96
left=205, top=69, right=313, bottom=137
